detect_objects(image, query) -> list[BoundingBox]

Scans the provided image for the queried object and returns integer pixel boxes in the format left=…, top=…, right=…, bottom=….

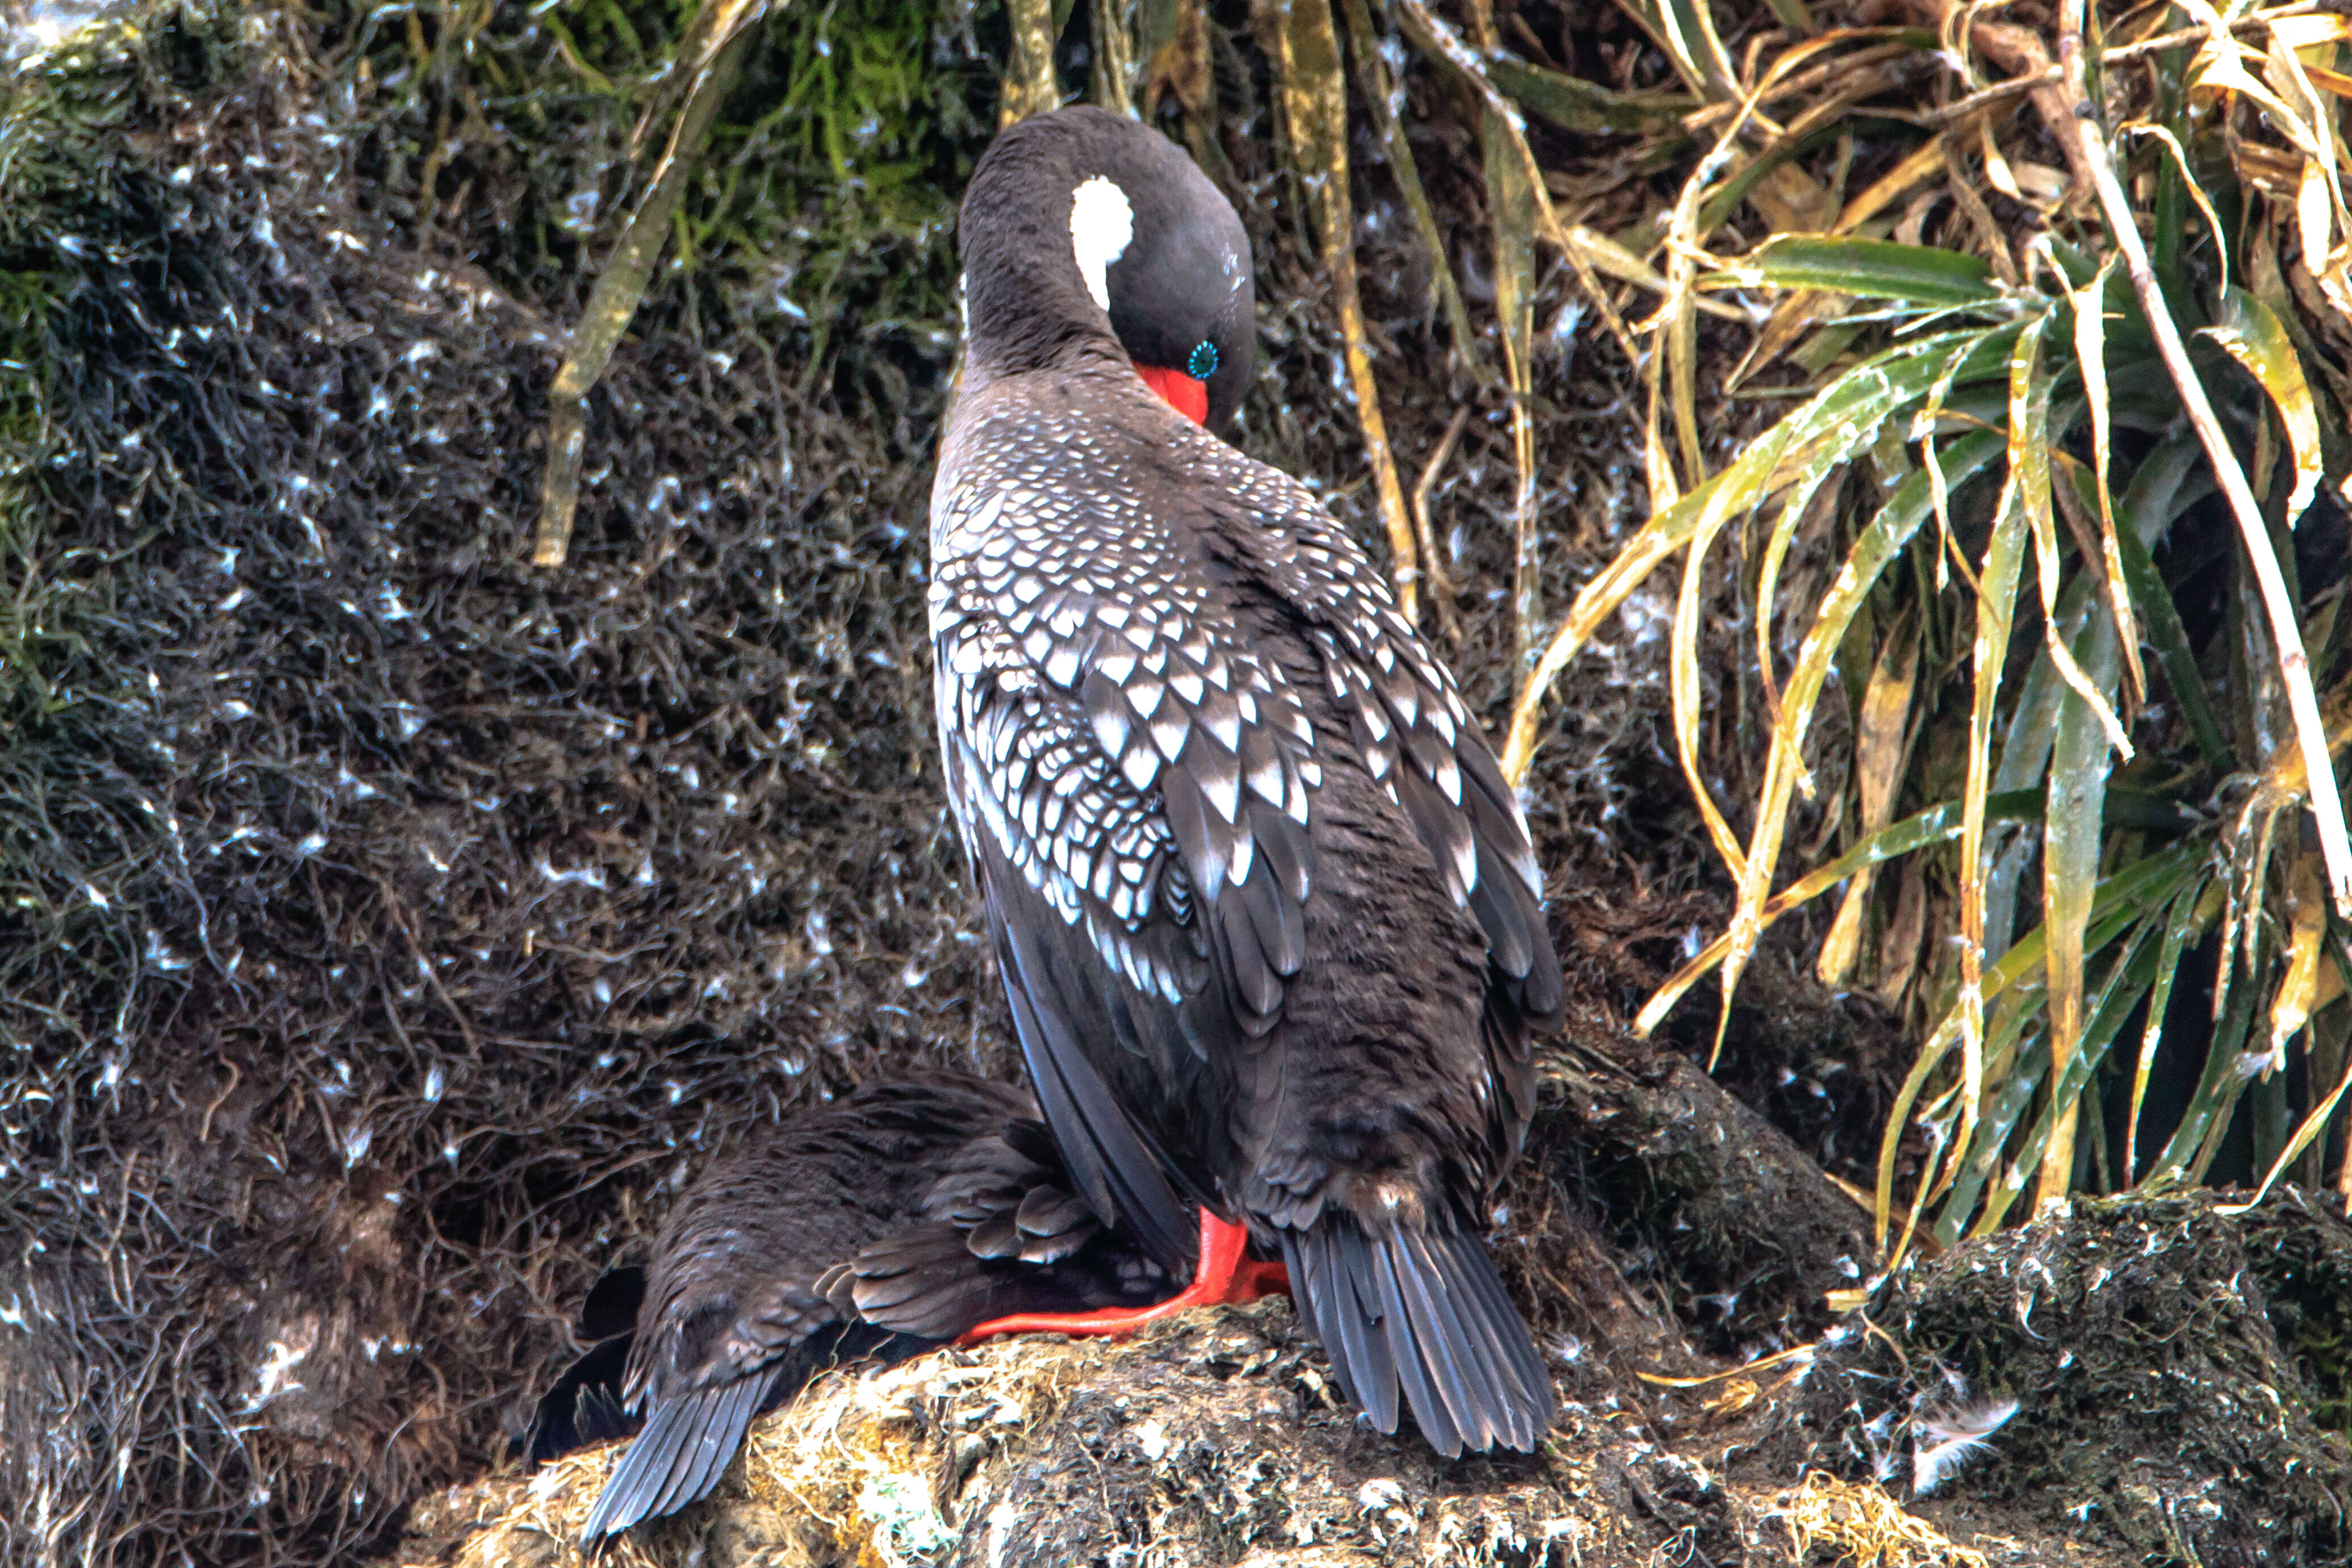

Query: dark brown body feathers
left=555, top=1075, right=1164, bottom=1540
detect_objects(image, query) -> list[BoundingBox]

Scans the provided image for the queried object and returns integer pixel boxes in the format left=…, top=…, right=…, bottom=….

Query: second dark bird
left=541, top=1074, right=1168, bottom=1541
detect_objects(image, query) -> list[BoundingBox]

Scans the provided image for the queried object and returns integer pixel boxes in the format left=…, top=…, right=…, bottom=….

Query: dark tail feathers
left=578, top=1370, right=775, bottom=1542
left=1281, top=1218, right=1553, bottom=1458
left=576, top=1323, right=915, bottom=1542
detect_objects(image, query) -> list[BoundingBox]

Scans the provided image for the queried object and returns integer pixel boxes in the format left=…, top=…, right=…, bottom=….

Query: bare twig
left=1412, top=406, right=1469, bottom=641
left=533, top=31, right=753, bottom=568
left=1336, top=0, right=1483, bottom=375
left=1680, top=38, right=1920, bottom=133
left=1000, top=0, right=1062, bottom=123
left=1898, top=0, right=2096, bottom=203
left=1925, top=66, right=2060, bottom=124
left=1091, top=0, right=1136, bottom=114
left=1923, top=3, right=2325, bottom=126
left=1271, top=0, right=1418, bottom=619
left=1393, top=0, right=1647, bottom=360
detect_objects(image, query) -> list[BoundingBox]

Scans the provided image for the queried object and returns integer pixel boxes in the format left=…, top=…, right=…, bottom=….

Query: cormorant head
left=958, top=104, right=1256, bottom=432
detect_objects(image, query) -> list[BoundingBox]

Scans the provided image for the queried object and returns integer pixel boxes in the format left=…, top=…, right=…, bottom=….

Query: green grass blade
left=1984, top=914, right=2175, bottom=1231
left=1944, top=844, right=2202, bottom=1239
left=1753, top=337, right=1992, bottom=749
left=2207, top=286, right=2324, bottom=526
left=1484, top=55, right=1697, bottom=133
left=2126, top=877, right=2221, bottom=1182
left=1940, top=994, right=2051, bottom=1243
left=1712, top=236, right=2005, bottom=308
left=2041, top=589, right=2128, bottom=1211
left=2146, top=946, right=2263, bottom=1188
left=1947, top=329, right=2040, bottom=1217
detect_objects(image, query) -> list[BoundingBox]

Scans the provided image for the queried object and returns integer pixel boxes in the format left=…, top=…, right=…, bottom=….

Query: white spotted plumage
left=930, top=389, right=1541, bottom=1038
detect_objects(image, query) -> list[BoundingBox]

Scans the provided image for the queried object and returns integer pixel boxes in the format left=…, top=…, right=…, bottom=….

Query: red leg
left=955, top=1207, right=1291, bottom=1345
left=1228, top=1255, right=1292, bottom=1302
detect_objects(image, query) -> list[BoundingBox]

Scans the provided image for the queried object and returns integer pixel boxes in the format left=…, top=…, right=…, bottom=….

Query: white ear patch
left=1069, top=175, right=1134, bottom=313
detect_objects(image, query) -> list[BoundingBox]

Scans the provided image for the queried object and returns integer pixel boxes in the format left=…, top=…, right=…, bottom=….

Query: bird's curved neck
left=963, top=249, right=1123, bottom=390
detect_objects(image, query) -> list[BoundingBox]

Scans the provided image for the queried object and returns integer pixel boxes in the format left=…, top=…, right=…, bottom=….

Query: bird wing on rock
left=576, top=1076, right=1032, bottom=1541
left=582, top=1278, right=859, bottom=1543
left=843, top=1115, right=1168, bottom=1339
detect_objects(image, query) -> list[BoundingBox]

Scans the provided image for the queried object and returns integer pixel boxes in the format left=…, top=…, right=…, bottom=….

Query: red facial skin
left=1135, top=363, right=1210, bottom=425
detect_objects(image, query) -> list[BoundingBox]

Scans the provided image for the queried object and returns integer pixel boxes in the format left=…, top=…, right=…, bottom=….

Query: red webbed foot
left=955, top=1208, right=1289, bottom=1345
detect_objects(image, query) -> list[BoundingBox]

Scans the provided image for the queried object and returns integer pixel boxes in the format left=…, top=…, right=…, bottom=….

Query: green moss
left=0, top=0, right=258, bottom=720
left=1, top=24, right=114, bottom=719
left=324, top=0, right=989, bottom=403
left=701, top=0, right=985, bottom=369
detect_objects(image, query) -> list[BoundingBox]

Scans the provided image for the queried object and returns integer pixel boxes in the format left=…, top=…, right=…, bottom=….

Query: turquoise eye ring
left=1187, top=340, right=1218, bottom=380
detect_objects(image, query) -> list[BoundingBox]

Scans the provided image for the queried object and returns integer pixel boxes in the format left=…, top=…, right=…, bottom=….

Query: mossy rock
left=1778, top=1189, right=2352, bottom=1566
left=396, top=1302, right=2067, bottom=1568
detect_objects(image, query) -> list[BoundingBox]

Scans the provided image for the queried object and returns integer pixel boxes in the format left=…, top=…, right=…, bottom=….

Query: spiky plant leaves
left=2207, top=286, right=2326, bottom=524
left=1504, top=327, right=2019, bottom=784
left=1547, top=44, right=2351, bottom=1235
left=1714, top=334, right=2025, bottom=1069
left=1635, top=428, right=2012, bottom=1036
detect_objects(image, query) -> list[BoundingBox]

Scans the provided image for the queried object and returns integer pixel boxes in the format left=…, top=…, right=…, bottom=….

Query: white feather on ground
left=1911, top=1398, right=2020, bottom=1495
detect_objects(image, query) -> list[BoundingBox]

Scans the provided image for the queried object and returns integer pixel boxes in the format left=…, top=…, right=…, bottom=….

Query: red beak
left=1135, top=363, right=1210, bottom=425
